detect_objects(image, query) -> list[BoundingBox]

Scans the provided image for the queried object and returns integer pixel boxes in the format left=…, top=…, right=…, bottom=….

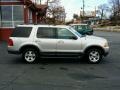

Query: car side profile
left=8, top=25, right=109, bottom=64
left=70, top=24, right=93, bottom=35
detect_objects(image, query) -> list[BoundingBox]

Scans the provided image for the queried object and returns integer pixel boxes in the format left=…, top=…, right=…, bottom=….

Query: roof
left=17, top=24, right=69, bottom=28
left=24, top=0, right=48, bottom=11
left=36, top=5, right=48, bottom=9
left=70, top=24, right=88, bottom=26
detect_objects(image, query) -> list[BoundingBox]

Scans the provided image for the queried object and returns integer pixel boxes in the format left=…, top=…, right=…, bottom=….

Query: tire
left=22, top=48, right=39, bottom=63
left=86, top=48, right=103, bottom=64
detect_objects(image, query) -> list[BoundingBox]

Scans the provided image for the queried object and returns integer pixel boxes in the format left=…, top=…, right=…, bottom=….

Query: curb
left=93, top=28, right=120, bottom=32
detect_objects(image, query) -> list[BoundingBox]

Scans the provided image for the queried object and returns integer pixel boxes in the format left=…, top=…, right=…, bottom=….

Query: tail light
left=8, top=39, right=14, bottom=46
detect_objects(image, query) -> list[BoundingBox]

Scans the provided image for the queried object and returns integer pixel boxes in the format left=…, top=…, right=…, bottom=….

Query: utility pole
left=34, top=0, right=36, bottom=3
left=117, top=0, right=119, bottom=16
left=47, top=0, right=49, bottom=4
left=0, top=0, right=2, bottom=27
left=40, top=0, right=41, bottom=4
left=83, top=0, right=85, bottom=17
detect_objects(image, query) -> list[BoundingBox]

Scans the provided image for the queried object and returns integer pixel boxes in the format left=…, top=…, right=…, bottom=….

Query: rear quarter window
left=11, top=27, right=32, bottom=37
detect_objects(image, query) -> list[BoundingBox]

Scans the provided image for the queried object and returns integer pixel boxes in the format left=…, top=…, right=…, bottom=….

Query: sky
left=61, top=0, right=108, bottom=21
left=35, top=0, right=109, bottom=21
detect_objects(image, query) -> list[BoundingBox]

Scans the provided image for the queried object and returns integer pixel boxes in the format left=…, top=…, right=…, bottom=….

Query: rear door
left=10, top=26, right=33, bottom=50
left=35, top=27, right=57, bottom=52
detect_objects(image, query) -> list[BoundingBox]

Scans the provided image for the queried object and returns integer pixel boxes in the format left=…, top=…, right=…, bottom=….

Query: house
left=79, top=10, right=100, bottom=25
left=0, top=0, right=48, bottom=41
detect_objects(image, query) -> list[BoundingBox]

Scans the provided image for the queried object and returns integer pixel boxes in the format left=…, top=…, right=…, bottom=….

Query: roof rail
left=19, top=23, right=57, bottom=26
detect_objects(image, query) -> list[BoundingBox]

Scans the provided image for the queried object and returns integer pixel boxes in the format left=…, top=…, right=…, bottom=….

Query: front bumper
left=103, top=47, right=109, bottom=56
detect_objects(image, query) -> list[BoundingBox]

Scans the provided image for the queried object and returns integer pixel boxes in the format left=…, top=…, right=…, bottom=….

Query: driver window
left=57, top=28, right=76, bottom=39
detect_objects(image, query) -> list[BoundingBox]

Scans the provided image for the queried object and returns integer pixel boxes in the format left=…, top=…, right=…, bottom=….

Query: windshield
left=78, top=25, right=89, bottom=29
left=69, top=27, right=82, bottom=37
left=78, top=25, right=90, bottom=29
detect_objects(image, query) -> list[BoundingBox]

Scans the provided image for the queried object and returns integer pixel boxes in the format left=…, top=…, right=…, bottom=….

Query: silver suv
left=8, top=25, right=109, bottom=64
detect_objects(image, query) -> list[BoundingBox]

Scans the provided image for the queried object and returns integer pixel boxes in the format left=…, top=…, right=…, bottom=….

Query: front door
left=56, top=28, right=82, bottom=53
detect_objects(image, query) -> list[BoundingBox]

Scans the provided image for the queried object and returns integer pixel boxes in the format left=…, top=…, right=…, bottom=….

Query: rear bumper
left=7, top=45, right=21, bottom=54
left=8, top=50, right=20, bottom=54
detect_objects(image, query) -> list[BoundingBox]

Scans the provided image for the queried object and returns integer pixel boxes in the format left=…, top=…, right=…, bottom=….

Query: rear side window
left=37, top=27, right=56, bottom=39
left=11, top=27, right=32, bottom=37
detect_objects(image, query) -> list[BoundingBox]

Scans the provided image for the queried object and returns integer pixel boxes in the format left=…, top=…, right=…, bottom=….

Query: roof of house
left=23, top=0, right=48, bottom=11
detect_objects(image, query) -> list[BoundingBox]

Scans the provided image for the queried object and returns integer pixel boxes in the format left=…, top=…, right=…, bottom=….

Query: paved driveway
left=0, top=31, right=120, bottom=90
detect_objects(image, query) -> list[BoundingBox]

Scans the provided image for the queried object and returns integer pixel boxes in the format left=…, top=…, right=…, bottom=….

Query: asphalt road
left=0, top=31, right=120, bottom=90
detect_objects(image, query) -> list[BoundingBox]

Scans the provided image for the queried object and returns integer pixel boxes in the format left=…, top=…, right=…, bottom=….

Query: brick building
left=0, top=0, right=47, bottom=41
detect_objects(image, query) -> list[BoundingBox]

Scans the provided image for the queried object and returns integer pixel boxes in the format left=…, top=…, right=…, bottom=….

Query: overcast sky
left=35, top=0, right=108, bottom=21
left=61, top=0, right=108, bottom=21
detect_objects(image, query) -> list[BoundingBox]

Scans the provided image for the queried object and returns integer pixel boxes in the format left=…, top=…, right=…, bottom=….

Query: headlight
left=103, top=41, right=109, bottom=47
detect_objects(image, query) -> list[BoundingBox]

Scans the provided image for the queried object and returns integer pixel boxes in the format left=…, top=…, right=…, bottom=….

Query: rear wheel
left=22, top=48, right=39, bottom=63
left=86, top=48, right=103, bottom=64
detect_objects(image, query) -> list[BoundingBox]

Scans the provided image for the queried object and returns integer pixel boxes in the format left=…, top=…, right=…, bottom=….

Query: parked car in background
left=8, top=25, right=109, bottom=64
left=70, top=24, right=93, bottom=35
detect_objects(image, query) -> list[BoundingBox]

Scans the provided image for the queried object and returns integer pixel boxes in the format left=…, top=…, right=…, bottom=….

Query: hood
left=85, top=35, right=106, bottom=41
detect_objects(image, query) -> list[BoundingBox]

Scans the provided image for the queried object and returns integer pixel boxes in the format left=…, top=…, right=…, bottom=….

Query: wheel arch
left=84, top=45, right=105, bottom=55
left=19, top=45, right=40, bottom=54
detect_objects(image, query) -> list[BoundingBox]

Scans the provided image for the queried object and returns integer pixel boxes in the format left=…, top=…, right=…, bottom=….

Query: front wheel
left=22, top=48, right=39, bottom=63
left=86, top=48, right=103, bottom=64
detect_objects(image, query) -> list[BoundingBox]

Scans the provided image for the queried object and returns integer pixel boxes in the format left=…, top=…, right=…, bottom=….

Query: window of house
left=13, top=5, right=24, bottom=26
left=1, top=6, right=12, bottom=27
left=1, top=5, right=24, bottom=28
left=1, top=0, right=19, bottom=2
left=0, top=14, right=1, bottom=27
left=28, top=10, right=33, bottom=24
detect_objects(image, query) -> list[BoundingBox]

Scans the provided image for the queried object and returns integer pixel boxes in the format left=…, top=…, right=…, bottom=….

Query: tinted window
left=37, top=27, right=56, bottom=38
left=78, top=25, right=83, bottom=30
left=11, top=27, right=32, bottom=37
left=71, top=26, right=75, bottom=29
left=79, top=25, right=89, bottom=29
left=57, top=28, right=76, bottom=39
left=71, top=26, right=78, bottom=30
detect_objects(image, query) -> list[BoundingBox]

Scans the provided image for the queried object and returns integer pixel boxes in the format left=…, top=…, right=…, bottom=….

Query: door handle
left=35, top=40, right=40, bottom=43
left=58, top=40, right=64, bottom=44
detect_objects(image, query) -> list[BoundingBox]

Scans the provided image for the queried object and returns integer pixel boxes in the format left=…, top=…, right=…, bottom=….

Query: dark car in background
left=70, top=24, right=93, bottom=35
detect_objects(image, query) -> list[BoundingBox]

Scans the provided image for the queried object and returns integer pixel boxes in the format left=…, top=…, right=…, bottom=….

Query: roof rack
left=19, top=23, right=57, bottom=26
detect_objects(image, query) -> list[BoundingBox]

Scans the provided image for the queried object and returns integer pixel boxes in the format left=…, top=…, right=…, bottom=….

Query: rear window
left=11, top=27, right=32, bottom=37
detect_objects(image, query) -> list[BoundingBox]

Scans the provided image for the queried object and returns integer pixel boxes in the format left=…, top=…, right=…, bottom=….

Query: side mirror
left=70, top=36, right=77, bottom=40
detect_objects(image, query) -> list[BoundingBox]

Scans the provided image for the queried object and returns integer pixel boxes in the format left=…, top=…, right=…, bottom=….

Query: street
left=0, top=31, right=120, bottom=90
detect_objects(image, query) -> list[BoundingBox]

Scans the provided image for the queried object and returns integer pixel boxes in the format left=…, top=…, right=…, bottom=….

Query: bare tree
left=109, top=0, right=120, bottom=25
left=47, top=0, right=66, bottom=24
left=97, top=4, right=109, bottom=20
left=73, top=14, right=79, bottom=19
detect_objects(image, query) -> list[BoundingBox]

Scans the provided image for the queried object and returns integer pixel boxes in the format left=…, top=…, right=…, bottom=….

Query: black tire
left=86, top=48, right=103, bottom=64
left=22, top=48, right=39, bottom=63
